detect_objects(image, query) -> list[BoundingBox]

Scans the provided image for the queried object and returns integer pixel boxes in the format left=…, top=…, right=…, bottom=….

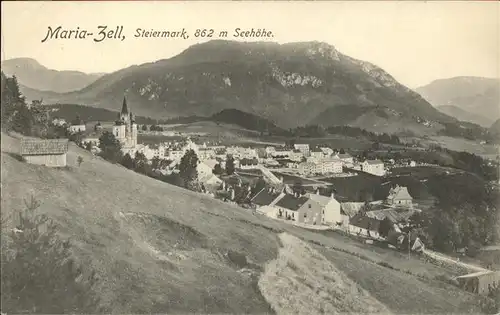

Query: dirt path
left=258, top=233, right=390, bottom=315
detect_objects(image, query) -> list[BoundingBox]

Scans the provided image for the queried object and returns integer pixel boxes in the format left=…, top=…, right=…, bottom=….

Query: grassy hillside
left=1, top=132, right=488, bottom=313
left=1, top=133, right=281, bottom=313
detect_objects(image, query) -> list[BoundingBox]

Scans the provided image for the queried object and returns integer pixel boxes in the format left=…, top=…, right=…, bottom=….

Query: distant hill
left=1, top=58, right=104, bottom=93
left=416, top=76, right=500, bottom=121
left=436, top=105, right=494, bottom=127
left=18, top=40, right=456, bottom=135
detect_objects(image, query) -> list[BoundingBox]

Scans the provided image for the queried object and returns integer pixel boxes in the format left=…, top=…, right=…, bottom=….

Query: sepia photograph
left=1, top=1, right=499, bottom=314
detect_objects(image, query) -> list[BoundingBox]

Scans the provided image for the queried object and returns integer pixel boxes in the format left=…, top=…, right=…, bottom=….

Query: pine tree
left=98, top=131, right=122, bottom=163
left=179, top=149, right=199, bottom=190
left=133, top=151, right=148, bottom=174
left=212, top=163, right=223, bottom=175
left=226, top=155, right=235, bottom=175
left=1, top=196, right=102, bottom=314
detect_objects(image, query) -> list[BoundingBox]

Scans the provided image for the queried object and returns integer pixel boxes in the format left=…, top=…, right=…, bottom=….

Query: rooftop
left=341, top=202, right=365, bottom=217
left=251, top=188, right=282, bottom=206
left=364, top=159, right=384, bottom=165
left=387, top=185, right=413, bottom=201
left=20, top=138, right=69, bottom=155
left=308, top=193, right=337, bottom=207
left=349, top=214, right=381, bottom=231
left=275, top=194, right=308, bottom=211
left=365, top=208, right=419, bottom=223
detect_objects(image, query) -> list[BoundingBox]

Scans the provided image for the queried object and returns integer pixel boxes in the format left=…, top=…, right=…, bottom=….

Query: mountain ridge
left=416, top=76, right=500, bottom=121
left=11, top=40, right=456, bottom=134
left=1, top=57, right=105, bottom=93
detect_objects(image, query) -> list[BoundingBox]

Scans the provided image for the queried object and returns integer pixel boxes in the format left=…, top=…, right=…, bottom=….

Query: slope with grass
left=1, top=132, right=281, bottom=313
left=0, top=132, right=488, bottom=313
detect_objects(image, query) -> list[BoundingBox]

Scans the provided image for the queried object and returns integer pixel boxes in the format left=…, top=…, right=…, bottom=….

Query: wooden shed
left=20, top=138, right=69, bottom=167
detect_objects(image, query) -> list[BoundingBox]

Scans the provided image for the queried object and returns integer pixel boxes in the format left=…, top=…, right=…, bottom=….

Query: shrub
left=1, top=196, right=103, bottom=314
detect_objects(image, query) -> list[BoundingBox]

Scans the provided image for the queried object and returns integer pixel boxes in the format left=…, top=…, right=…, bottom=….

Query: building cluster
left=250, top=182, right=420, bottom=240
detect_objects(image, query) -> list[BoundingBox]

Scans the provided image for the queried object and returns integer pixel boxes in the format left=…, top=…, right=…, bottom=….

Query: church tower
left=113, top=96, right=137, bottom=149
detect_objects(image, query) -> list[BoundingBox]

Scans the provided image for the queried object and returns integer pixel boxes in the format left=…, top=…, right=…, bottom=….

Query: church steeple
left=121, top=96, right=129, bottom=115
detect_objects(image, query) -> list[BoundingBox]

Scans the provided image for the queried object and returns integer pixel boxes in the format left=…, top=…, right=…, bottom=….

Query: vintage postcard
left=1, top=1, right=499, bottom=314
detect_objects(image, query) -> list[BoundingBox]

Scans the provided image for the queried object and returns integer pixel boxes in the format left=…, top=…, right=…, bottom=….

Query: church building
left=113, top=97, right=138, bottom=155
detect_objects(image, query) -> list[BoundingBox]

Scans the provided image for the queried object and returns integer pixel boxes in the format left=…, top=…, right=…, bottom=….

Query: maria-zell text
left=41, top=26, right=275, bottom=43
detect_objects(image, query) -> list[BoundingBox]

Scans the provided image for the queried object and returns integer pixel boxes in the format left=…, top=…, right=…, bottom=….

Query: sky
left=1, top=1, right=499, bottom=88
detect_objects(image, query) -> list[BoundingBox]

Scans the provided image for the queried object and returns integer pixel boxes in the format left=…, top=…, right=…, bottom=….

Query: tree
left=141, top=124, right=148, bottom=131
left=121, top=153, right=134, bottom=169
left=98, top=131, right=122, bottom=163
left=378, top=217, right=394, bottom=238
left=69, top=131, right=84, bottom=146
left=77, top=156, right=84, bottom=167
left=179, top=149, right=199, bottom=190
left=212, top=163, right=223, bottom=175
left=1, top=196, right=102, bottom=314
left=85, top=142, right=93, bottom=151
left=151, top=156, right=161, bottom=170
left=133, top=151, right=148, bottom=174
left=226, top=155, right=235, bottom=175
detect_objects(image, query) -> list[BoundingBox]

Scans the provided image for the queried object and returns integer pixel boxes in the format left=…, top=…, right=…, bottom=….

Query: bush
left=1, top=196, right=103, bottom=314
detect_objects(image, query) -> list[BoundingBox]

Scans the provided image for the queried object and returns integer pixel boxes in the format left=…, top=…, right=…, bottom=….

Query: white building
left=272, top=149, right=293, bottom=158
left=298, top=161, right=317, bottom=175
left=52, top=118, right=67, bottom=126
left=310, top=149, right=325, bottom=161
left=289, top=150, right=304, bottom=162
left=361, top=159, right=386, bottom=176
left=307, top=193, right=342, bottom=226
left=320, top=147, right=334, bottom=156
left=294, top=144, right=310, bottom=157
left=319, top=158, right=343, bottom=174
left=334, top=153, right=354, bottom=167
left=265, top=146, right=276, bottom=156
left=197, top=160, right=222, bottom=186
left=68, top=117, right=86, bottom=134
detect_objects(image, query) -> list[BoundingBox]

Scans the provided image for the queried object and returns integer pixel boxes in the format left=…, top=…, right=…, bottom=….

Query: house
left=306, top=192, right=341, bottom=226
left=197, top=160, right=222, bottom=186
left=240, top=158, right=259, bottom=169
left=250, top=187, right=285, bottom=217
left=310, top=149, right=324, bottom=160
left=361, top=159, right=385, bottom=176
left=294, top=144, right=310, bottom=157
left=52, top=118, right=67, bottom=126
left=409, top=160, right=417, bottom=167
left=275, top=194, right=309, bottom=222
left=68, top=117, right=86, bottom=134
left=20, top=138, right=69, bottom=167
left=319, top=158, right=343, bottom=174
left=298, top=161, right=317, bottom=175
left=386, top=185, right=413, bottom=207
left=455, top=271, right=500, bottom=295
left=348, top=213, right=381, bottom=238
left=320, top=147, right=334, bottom=156
left=334, top=153, right=354, bottom=166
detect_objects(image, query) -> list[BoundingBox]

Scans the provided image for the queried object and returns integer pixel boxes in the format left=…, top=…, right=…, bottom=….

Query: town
left=35, top=97, right=499, bottom=302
